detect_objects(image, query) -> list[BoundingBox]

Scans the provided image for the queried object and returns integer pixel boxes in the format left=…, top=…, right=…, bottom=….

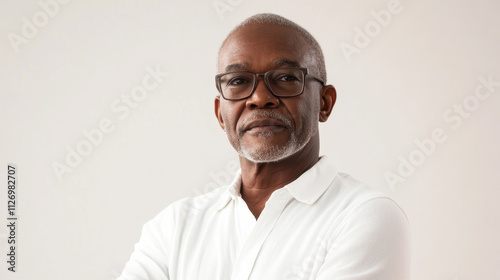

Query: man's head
left=214, top=13, right=336, bottom=163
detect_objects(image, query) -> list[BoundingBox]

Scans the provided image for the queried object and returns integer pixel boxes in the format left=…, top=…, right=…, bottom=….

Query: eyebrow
left=223, top=59, right=301, bottom=73
left=272, top=59, right=301, bottom=68
left=225, top=63, right=249, bottom=72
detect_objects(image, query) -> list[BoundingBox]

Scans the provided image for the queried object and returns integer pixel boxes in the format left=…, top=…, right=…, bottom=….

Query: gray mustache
left=238, top=110, right=292, bottom=132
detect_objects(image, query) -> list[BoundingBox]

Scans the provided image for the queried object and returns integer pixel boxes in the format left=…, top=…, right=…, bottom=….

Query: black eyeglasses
left=215, top=67, right=324, bottom=101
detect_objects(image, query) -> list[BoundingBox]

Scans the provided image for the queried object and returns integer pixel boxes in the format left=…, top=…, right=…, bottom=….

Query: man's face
left=215, top=23, right=324, bottom=163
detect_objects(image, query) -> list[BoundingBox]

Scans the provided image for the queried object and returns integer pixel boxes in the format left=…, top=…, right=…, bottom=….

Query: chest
left=168, top=197, right=336, bottom=280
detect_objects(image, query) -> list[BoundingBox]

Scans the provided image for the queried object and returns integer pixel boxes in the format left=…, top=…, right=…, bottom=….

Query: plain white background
left=1, top=0, right=499, bottom=279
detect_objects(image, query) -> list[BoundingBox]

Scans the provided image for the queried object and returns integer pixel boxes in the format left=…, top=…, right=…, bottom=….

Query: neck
left=238, top=133, right=320, bottom=219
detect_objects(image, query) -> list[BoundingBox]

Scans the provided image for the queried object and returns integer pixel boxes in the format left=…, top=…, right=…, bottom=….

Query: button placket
left=231, top=190, right=293, bottom=280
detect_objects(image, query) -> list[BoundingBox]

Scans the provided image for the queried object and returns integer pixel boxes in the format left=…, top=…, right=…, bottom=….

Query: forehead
left=218, top=23, right=314, bottom=73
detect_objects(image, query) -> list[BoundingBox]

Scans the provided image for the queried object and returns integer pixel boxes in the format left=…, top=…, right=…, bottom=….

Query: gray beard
left=230, top=110, right=311, bottom=163
left=238, top=130, right=302, bottom=163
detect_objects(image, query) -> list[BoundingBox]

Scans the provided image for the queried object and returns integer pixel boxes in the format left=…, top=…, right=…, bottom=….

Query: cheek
left=294, top=94, right=321, bottom=128
left=220, top=102, right=242, bottom=130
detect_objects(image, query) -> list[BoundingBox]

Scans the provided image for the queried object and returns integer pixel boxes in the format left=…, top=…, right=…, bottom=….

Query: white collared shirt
left=119, top=156, right=410, bottom=280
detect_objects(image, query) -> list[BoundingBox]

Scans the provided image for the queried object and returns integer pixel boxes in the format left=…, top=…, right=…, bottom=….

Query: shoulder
left=326, top=172, right=410, bottom=239
left=318, top=172, right=385, bottom=210
left=315, top=171, right=409, bottom=235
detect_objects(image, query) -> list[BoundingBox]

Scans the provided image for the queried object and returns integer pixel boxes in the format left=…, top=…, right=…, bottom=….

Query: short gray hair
left=219, top=13, right=327, bottom=83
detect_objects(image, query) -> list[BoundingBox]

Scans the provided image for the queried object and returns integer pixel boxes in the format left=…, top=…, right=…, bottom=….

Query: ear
left=214, top=96, right=225, bottom=130
left=319, top=85, right=336, bottom=122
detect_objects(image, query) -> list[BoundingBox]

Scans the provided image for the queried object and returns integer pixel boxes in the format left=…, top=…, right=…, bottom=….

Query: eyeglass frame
left=215, top=67, right=325, bottom=101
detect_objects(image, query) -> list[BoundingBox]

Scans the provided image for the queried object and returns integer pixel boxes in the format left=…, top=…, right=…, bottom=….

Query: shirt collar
left=215, top=169, right=242, bottom=211
left=215, top=155, right=337, bottom=210
left=284, top=155, right=337, bottom=204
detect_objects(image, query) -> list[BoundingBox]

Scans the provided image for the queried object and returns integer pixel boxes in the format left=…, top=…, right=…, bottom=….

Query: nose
left=246, top=77, right=279, bottom=109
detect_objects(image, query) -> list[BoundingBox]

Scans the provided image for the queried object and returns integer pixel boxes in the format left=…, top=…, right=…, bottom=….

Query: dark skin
left=215, top=23, right=336, bottom=219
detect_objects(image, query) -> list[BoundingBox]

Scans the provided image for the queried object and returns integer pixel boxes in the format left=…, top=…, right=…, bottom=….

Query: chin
left=238, top=139, right=304, bottom=163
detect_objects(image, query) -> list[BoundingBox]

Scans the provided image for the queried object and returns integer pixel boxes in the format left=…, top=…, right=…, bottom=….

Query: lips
left=242, top=118, right=287, bottom=132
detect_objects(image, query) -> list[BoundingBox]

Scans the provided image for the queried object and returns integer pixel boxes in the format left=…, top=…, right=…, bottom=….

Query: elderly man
left=120, top=13, right=410, bottom=280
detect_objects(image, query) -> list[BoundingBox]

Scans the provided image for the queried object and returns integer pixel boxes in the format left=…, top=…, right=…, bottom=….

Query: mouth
left=242, top=118, right=288, bottom=133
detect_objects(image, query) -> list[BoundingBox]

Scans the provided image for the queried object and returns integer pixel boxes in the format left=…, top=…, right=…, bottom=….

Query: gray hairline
left=216, top=13, right=327, bottom=83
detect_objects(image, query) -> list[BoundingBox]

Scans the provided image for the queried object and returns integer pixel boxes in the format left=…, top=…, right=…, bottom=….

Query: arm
left=118, top=209, right=172, bottom=280
left=316, top=198, right=411, bottom=280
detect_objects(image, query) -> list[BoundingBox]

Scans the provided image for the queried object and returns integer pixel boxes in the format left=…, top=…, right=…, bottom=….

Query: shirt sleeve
left=315, top=197, right=411, bottom=280
left=118, top=208, right=173, bottom=280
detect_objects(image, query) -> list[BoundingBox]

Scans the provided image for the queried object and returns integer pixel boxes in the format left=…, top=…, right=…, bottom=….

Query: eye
left=275, top=74, right=300, bottom=82
left=228, top=76, right=251, bottom=86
